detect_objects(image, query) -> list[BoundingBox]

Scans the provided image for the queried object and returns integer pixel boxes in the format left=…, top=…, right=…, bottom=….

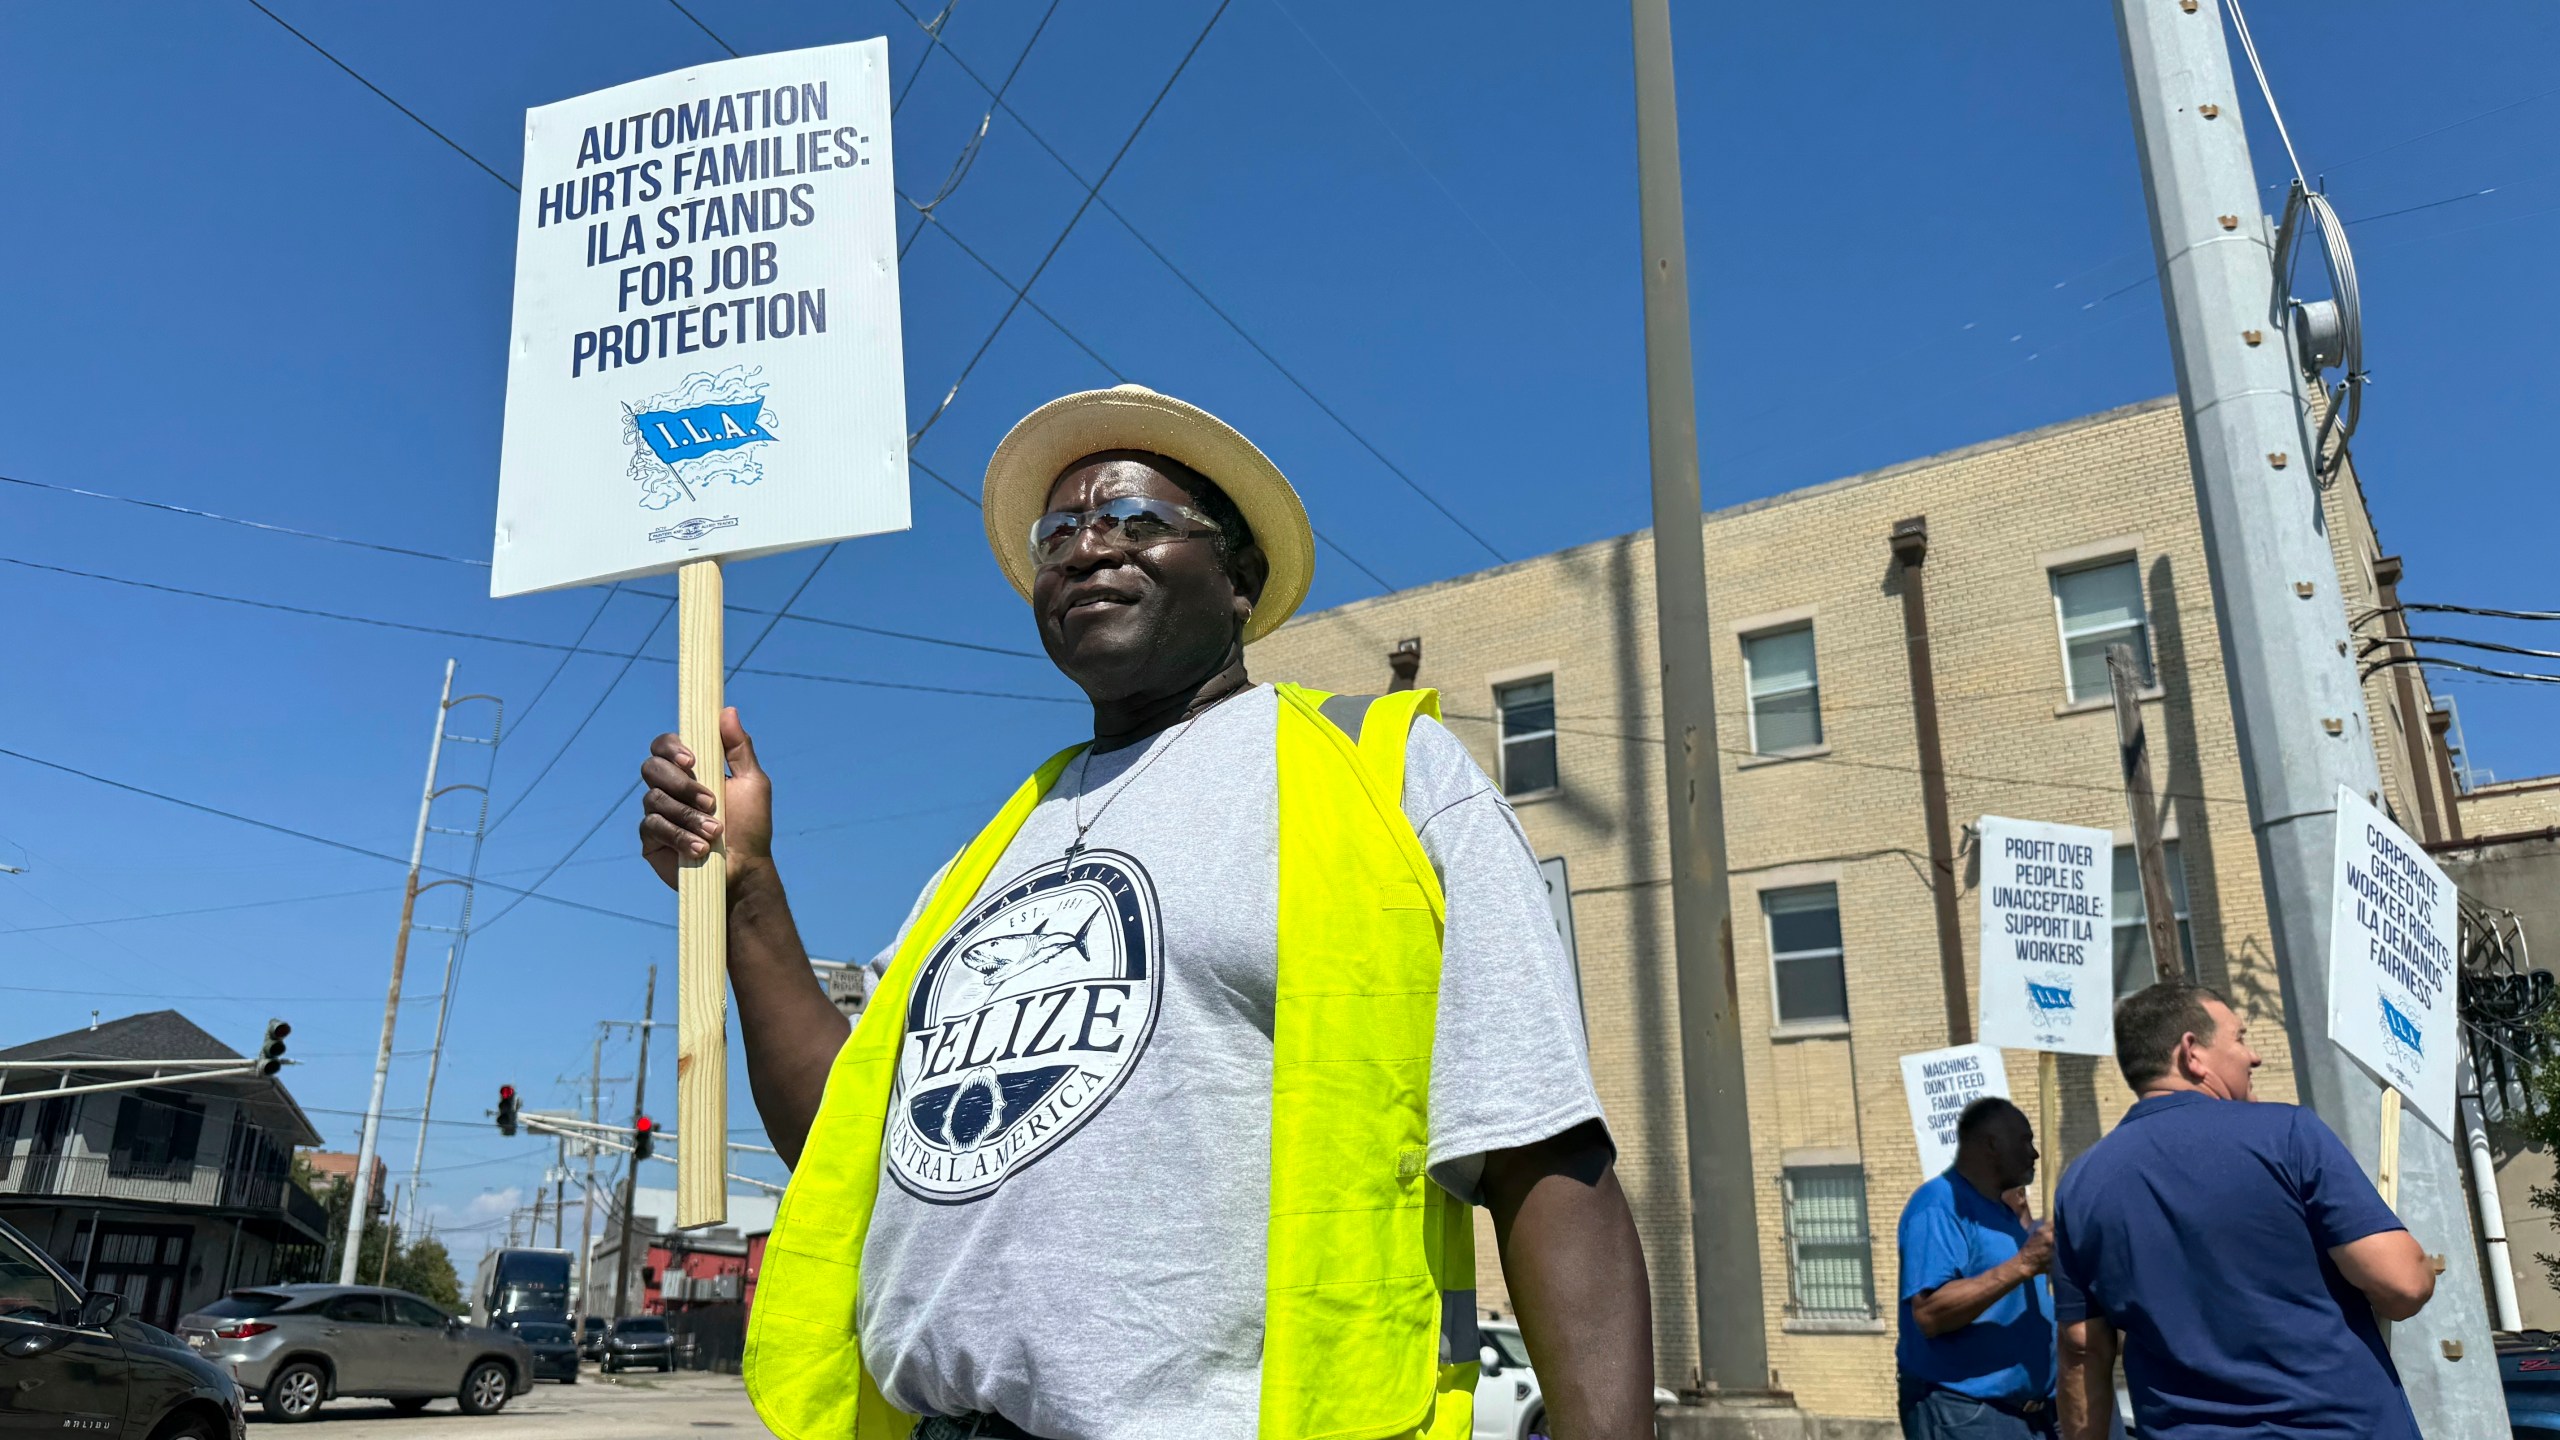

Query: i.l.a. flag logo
left=636, top=400, right=774, bottom=463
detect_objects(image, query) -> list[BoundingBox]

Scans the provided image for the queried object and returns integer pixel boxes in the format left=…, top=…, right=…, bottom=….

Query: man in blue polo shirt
left=1896, top=1096, right=2054, bottom=1438
left=2053, top=983, right=2438, bottom=1440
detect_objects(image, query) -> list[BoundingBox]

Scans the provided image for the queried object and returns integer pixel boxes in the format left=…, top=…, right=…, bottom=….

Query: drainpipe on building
left=2457, top=1044, right=2523, bottom=1331
left=2426, top=707, right=2466, bottom=843
left=2371, top=557, right=2444, bottom=843
left=1890, top=517, right=1973, bottom=1044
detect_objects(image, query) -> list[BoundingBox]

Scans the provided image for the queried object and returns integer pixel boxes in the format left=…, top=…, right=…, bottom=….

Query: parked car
left=578, top=1314, right=608, bottom=1361
left=507, top=1318, right=581, bottom=1384
left=600, top=1314, right=672, bottom=1374
left=175, top=1283, right=531, bottom=1422
left=0, top=1215, right=246, bottom=1440
left=1472, top=1320, right=1678, bottom=1440
left=2502, top=1329, right=2560, bottom=1438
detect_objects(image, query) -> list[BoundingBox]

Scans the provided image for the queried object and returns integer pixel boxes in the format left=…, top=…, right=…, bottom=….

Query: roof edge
left=1270, top=395, right=2182, bottom=629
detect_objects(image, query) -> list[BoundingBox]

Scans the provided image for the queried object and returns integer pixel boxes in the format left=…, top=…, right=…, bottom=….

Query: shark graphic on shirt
left=956, top=904, right=1102, bottom=988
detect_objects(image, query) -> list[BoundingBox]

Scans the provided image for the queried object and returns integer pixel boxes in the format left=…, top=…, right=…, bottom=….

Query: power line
left=8, top=469, right=1038, bottom=658
left=665, top=2, right=1392, bottom=594
left=896, top=0, right=1067, bottom=260
left=897, top=0, right=1238, bottom=450
left=2361, top=654, right=2560, bottom=686
left=510, top=585, right=625, bottom=732
left=2408, top=601, right=2560, bottom=623
left=1, top=470, right=488, bottom=566
left=475, top=545, right=857, bottom=934
left=662, top=0, right=732, bottom=55
left=2, top=554, right=1070, bottom=703
left=488, top=601, right=678, bottom=836
left=0, top=744, right=673, bottom=929
left=881, top=0, right=1508, bottom=566
left=241, top=0, right=518, bottom=192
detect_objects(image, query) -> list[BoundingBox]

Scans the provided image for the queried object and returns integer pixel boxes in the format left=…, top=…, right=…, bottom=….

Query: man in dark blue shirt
left=2054, top=983, right=2437, bottom=1440
left=1896, top=1096, right=2055, bottom=1438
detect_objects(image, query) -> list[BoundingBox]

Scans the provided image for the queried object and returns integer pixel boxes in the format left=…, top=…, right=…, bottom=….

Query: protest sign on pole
left=1901, top=1043, right=2011, bottom=1180
left=492, top=41, right=907, bottom=1228
left=1975, top=815, right=2116, bottom=1056
left=2327, top=784, right=2458, bottom=1139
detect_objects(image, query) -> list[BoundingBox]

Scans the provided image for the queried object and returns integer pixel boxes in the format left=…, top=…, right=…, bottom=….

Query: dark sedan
left=600, top=1315, right=672, bottom=1374
left=0, top=1215, right=245, bottom=1440
left=506, top=1319, right=580, bottom=1383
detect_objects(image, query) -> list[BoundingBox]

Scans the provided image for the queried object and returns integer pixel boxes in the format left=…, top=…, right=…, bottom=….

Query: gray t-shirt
left=855, top=685, right=1601, bottom=1439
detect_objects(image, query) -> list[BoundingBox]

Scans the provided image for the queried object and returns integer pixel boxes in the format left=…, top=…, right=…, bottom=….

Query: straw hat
left=980, top=385, right=1315, bottom=644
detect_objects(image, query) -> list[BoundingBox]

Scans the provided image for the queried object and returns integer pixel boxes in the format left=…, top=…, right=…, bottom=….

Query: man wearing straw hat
left=637, top=385, right=1654, bottom=1440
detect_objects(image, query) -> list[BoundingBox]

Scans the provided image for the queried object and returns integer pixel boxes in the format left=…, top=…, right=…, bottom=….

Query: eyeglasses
left=1029, top=496, right=1223, bottom=569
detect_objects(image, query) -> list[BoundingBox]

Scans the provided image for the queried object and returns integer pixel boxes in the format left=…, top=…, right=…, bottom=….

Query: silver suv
left=176, top=1284, right=530, bottom=1422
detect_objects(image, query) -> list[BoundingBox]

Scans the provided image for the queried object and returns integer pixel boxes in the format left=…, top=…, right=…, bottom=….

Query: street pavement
left=247, top=1368, right=770, bottom=1440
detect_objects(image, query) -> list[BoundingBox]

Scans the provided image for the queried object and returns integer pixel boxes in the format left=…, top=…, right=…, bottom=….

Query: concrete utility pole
left=2112, top=0, right=2501, bottom=1426
left=342, top=659, right=456, bottom=1284
left=613, top=966, right=658, bottom=1321
left=1629, top=1, right=1792, bottom=1420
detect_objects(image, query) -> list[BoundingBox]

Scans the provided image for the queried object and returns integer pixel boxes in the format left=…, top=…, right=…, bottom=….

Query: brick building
left=1246, top=396, right=2472, bottom=1424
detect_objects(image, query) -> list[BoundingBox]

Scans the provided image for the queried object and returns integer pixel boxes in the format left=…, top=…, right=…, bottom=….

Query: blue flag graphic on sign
left=2381, top=995, right=2424, bottom=1054
left=2028, top=981, right=2076, bottom=1013
left=633, top=400, right=774, bottom=464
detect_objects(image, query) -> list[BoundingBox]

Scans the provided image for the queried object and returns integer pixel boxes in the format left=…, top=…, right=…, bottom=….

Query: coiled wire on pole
left=2274, top=182, right=2364, bottom=484
left=2228, top=0, right=2367, bottom=483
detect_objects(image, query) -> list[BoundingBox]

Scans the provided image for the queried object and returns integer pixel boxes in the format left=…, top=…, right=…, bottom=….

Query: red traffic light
left=499, top=1085, right=516, bottom=1101
left=495, top=1085, right=520, bottom=1137
left=633, top=1115, right=654, bottom=1133
left=632, top=1115, right=656, bottom=1161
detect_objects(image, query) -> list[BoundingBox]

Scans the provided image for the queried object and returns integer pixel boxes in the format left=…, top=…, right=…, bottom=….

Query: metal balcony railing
left=1, top=1151, right=326, bottom=1233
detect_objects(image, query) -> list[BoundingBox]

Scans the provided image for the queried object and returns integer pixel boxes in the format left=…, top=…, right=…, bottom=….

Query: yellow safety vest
left=743, top=684, right=1476, bottom=1440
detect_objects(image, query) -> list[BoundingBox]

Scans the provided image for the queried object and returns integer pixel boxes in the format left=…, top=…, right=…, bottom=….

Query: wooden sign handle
left=676, top=558, right=729, bottom=1230
left=2039, top=1049, right=2058, bottom=1221
left=2377, top=1084, right=2402, bottom=1212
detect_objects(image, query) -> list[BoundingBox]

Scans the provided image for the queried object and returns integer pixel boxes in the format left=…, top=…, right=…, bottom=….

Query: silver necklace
left=1064, top=683, right=1247, bottom=860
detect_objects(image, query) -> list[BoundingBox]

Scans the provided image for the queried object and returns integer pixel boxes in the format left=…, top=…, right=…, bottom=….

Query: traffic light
left=497, top=1085, right=519, bottom=1137
left=255, top=1019, right=290, bottom=1077
left=632, top=1116, right=656, bottom=1161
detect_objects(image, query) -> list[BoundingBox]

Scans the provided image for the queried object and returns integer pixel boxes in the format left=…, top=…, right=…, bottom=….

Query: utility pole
left=614, top=966, right=657, bottom=1321
left=1630, top=0, right=1791, bottom=1418
left=404, top=690, right=502, bottom=1249
left=2112, top=0, right=2499, bottom=1426
left=553, top=1139, right=568, bottom=1249
left=342, top=659, right=456, bottom=1284
left=2107, top=645, right=2185, bottom=983
left=576, top=1031, right=601, bottom=1326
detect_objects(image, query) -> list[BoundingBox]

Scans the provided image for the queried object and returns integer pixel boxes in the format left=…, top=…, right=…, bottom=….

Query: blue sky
left=4, top=1, right=2551, bottom=1279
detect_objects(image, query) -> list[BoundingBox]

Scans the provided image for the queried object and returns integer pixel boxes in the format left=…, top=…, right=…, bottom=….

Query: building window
left=1782, top=1166, right=1877, bottom=1319
left=1765, top=884, right=1847, bottom=1026
left=2111, top=841, right=2195, bottom=995
left=1743, top=625, right=1824, bottom=754
left=108, top=1090, right=204, bottom=1183
left=2052, top=558, right=2154, bottom=703
left=1496, top=677, right=1558, bottom=796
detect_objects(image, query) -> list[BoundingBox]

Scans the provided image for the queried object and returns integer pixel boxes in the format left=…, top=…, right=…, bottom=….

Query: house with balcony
left=0, top=1010, right=327, bottom=1328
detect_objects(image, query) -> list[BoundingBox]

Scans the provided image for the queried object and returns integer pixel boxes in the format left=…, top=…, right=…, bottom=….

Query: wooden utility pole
left=574, top=1031, right=601, bottom=1329
left=2107, top=645, right=2184, bottom=983
left=676, top=560, right=729, bottom=1230
left=343, top=659, right=456, bottom=1284
left=614, top=966, right=657, bottom=1322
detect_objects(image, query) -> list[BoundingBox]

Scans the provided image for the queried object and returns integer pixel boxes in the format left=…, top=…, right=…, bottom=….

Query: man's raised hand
left=639, top=706, right=775, bottom=891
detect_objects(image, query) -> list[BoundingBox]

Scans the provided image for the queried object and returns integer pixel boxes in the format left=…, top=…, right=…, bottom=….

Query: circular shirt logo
left=885, top=850, right=1162, bottom=1204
